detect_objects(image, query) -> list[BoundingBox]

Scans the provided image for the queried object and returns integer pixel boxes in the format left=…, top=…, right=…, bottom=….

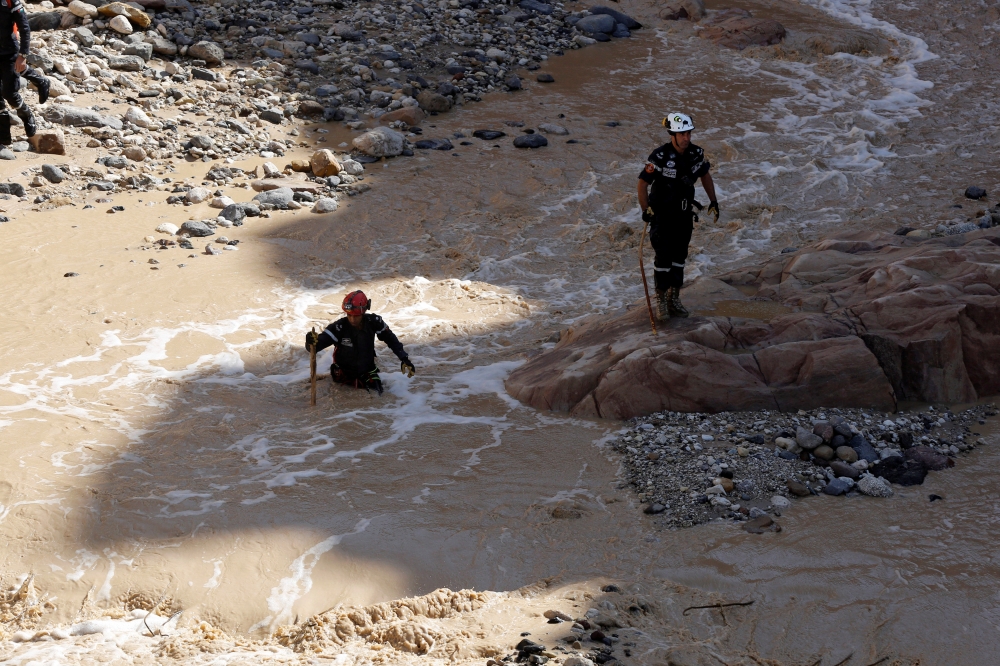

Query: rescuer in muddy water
left=638, top=112, right=719, bottom=319
left=306, top=290, right=416, bottom=394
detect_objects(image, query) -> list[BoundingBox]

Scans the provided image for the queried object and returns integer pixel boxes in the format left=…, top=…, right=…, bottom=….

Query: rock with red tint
left=699, top=16, right=786, bottom=50
left=507, top=228, right=1000, bottom=418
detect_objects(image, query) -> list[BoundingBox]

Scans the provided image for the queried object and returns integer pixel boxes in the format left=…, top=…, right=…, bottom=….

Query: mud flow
left=2, top=0, right=999, bottom=662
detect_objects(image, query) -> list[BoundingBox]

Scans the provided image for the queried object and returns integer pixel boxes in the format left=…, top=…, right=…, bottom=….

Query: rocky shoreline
left=612, top=402, right=997, bottom=530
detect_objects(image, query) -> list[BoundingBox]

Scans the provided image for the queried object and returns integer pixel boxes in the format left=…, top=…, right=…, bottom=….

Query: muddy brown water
left=2, top=0, right=1000, bottom=661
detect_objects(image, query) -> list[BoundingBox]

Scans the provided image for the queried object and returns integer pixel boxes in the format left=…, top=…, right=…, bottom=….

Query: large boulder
left=28, top=12, right=63, bottom=31
left=44, top=105, right=122, bottom=130
left=351, top=127, right=404, bottom=157
left=310, top=149, right=341, bottom=177
left=575, top=14, right=616, bottom=34
left=588, top=6, right=642, bottom=29
left=189, top=40, right=225, bottom=66
left=507, top=228, right=1000, bottom=417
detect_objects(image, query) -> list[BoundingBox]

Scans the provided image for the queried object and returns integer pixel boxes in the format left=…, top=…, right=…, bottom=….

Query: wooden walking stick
left=309, top=327, right=317, bottom=406
left=639, top=220, right=658, bottom=335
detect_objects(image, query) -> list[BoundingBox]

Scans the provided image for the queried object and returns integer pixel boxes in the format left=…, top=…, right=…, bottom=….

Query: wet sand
left=2, top=0, right=1000, bottom=662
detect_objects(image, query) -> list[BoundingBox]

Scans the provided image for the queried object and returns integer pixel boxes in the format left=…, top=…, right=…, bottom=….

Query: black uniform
left=639, top=142, right=711, bottom=289
left=312, top=314, right=410, bottom=390
left=0, top=0, right=40, bottom=140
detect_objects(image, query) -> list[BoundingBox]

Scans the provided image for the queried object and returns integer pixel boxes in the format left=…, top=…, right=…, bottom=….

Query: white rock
left=770, top=495, right=791, bottom=509
left=351, top=127, right=404, bottom=157
left=857, top=474, right=893, bottom=498
left=185, top=187, right=210, bottom=203
left=340, top=159, right=364, bottom=176
left=54, top=58, right=71, bottom=75
left=209, top=196, right=234, bottom=209
left=312, top=197, right=339, bottom=213
left=109, top=15, right=133, bottom=34
left=538, top=123, right=569, bottom=135
left=124, top=105, right=151, bottom=128
left=286, top=200, right=303, bottom=210
left=262, top=161, right=281, bottom=178
left=710, top=496, right=731, bottom=507
left=705, top=485, right=725, bottom=496
left=564, top=657, right=595, bottom=666
left=68, top=0, right=98, bottom=18
left=155, top=222, right=178, bottom=234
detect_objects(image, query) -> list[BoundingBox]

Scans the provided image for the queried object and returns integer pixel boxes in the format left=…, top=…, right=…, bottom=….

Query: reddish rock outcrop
left=506, top=229, right=1000, bottom=418
left=699, top=12, right=786, bottom=50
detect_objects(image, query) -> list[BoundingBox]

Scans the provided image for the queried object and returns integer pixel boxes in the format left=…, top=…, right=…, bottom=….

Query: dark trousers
left=0, top=54, right=25, bottom=112
left=649, top=211, right=695, bottom=290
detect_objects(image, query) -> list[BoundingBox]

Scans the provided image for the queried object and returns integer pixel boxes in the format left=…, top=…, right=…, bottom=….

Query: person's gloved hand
left=401, top=360, right=416, bottom=378
left=305, top=330, right=318, bottom=352
left=707, top=200, right=720, bottom=222
left=641, top=206, right=655, bottom=223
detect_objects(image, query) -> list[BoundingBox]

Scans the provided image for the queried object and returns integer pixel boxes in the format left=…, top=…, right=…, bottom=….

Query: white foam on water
left=251, top=518, right=371, bottom=632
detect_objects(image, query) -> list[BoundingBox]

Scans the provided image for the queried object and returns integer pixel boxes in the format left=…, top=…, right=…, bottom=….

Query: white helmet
left=663, top=112, right=694, bottom=133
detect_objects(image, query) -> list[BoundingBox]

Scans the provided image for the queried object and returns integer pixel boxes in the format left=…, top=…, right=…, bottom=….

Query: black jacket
left=639, top=142, right=710, bottom=214
left=0, top=0, right=29, bottom=56
left=313, top=314, right=408, bottom=379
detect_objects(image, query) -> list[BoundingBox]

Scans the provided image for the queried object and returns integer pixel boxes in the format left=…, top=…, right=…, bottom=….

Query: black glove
left=707, top=200, right=719, bottom=221
left=641, top=206, right=655, bottom=223
left=401, top=359, right=415, bottom=378
left=305, top=330, right=318, bottom=352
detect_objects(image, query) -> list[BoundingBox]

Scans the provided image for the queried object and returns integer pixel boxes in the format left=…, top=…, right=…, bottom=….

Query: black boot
left=37, top=77, right=50, bottom=105
left=667, top=287, right=690, bottom=318
left=16, top=107, right=35, bottom=138
left=0, top=112, right=11, bottom=146
left=655, top=288, right=670, bottom=322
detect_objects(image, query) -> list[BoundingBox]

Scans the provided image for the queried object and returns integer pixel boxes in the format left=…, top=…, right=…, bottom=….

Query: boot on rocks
left=16, top=106, right=35, bottom=138
left=0, top=112, right=11, bottom=146
left=655, top=288, right=670, bottom=321
left=667, top=287, right=689, bottom=318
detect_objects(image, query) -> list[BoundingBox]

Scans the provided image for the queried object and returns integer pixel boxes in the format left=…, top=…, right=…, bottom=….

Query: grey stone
left=513, top=134, right=548, bottom=148
left=829, top=460, right=860, bottom=480
left=538, top=123, right=568, bottom=135
left=191, top=67, right=217, bottom=82
left=123, top=42, right=153, bottom=61
left=188, top=135, right=214, bottom=150
left=611, top=23, right=631, bottom=38
left=518, top=0, right=553, bottom=14
left=576, top=14, right=616, bottom=34
left=416, top=91, right=452, bottom=113
left=180, top=220, right=215, bottom=237
left=849, top=434, right=879, bottom=463
left=219, top=203, right=246, bottom=223
left=856, top=474, right=893, bottom=497
left=41, top=164, right=66, bottom=183
left=189, top=40, right=225, bottom=66
left=795, top=426, right=824, bottom=450
left=0, top=148, right=14, bottom=160
left=965, top=186, right=987, bottom=200
left=27, top=11, right=62, bottom=31
left=505, top=75, right=522, bottom=90
left=10, top=141, right=27, bottom=153
left=106, top=55, right=146, bottom=71
left=316, top=84, right=340, bottom=97
left=97, top=155, right=128, bottom=168
left=225, top=119, right=253, bottom=135
left=0, top=182, right=23, bottom=196
left=45, top=105, right=122, bottom=130
left=151, top=38, right=178, bottom=55
left=822, top=477, right=852, bottom=496
left=352, top=127, right=404, bottom=157
left=589, top=6, right=642, bottom=29
left=260, top=109, right=284, bottom=124
left=71, top=26, right=96, bottom=47
left=253, top=187, right=295, bottom=206
left=86, top=181, right=115, bottom=191
left=414, top=138, right=453, bottom=150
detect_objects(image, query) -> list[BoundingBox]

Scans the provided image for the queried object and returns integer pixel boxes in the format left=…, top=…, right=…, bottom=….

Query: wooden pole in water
left=309, top=327, right=317, bottom=406
left=639, top=220, right=657, bottom=336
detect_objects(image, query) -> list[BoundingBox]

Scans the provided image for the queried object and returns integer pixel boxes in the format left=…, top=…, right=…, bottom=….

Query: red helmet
left=342, top=290, right=371, bottom=314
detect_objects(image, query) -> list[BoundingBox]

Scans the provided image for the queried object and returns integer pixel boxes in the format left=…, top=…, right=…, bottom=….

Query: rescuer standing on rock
left=637, top=112, right=719, bottom=319
left=305, top=290, right=415, bottom=395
